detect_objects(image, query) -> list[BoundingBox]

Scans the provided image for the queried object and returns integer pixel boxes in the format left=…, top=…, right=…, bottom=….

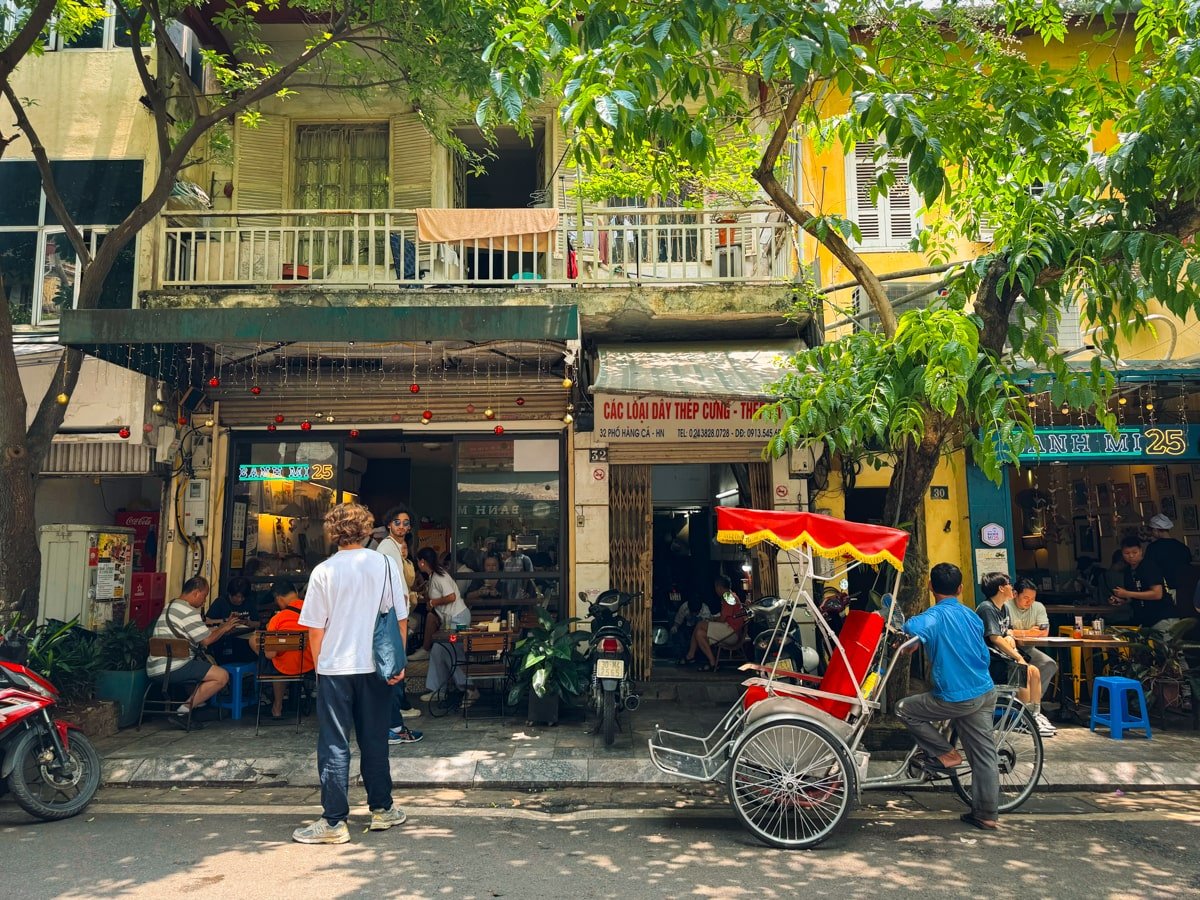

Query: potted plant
left=506, top=609, right=588, bottom=726
left=1121, top=619, right=1196, bottom=719
left=93, top=621, right=151, bottom=728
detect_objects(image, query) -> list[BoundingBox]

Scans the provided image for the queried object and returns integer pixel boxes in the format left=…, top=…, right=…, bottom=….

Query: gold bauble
left=151, top=401, right=165, bottom=415
left=561, top=377, right=573, bottom=389
left=562, top=413, right=573, bottom=425
left=484, top=407, right=495, bottom=420
left=55, top=392, right=70, bottom=406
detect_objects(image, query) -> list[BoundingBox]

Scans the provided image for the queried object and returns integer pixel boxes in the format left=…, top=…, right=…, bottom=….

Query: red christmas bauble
left=422, top=409, right=433, bottom=420
left=493, top=425, right=504, bottom=435
left=250, top=386, right=262, bottom=395
left=208, top=376, right=220, bottom=388
left=300, top=420, right=312, bottom=431
left=390, top=413, right=402, bottom=423
left=349, top=429, right=360, bottom=438
left=274, top=414, right=285, bottom=424
left=466, top=403, right=476, bottom=414
left=143, top=423, right=154, bottom=434
left=409, top=383, right=420, bottom=394
left=178, top=416, right=188, bottom=426
left=267, top=424, right=277, bottom=432
left=516, top=397, right=526, bottom=406
left=118, top=426, right=131, bottom=439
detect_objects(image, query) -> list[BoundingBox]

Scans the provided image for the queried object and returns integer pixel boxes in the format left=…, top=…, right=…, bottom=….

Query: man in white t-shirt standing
left=293, top=503, right=409, bottom=844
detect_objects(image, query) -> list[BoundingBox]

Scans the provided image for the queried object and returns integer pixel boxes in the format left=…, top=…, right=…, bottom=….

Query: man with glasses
left=374, top=505, right=423, bottom=736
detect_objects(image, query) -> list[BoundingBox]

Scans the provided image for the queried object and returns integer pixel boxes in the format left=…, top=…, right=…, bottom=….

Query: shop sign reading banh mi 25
left=239, top=463, right=314, bottom=482
left=595, top=394, right=778, bottom=442
left=1018, top=426, right=1199, bottom=462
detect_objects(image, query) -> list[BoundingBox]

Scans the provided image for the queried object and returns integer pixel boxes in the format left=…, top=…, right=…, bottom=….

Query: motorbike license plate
left=774, top=657, right=796, bottom=673
left=595, top=659, right=625, bottom=679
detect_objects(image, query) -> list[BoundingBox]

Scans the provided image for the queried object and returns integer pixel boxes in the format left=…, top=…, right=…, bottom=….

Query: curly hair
left=323, top=503, right=375, bottom=548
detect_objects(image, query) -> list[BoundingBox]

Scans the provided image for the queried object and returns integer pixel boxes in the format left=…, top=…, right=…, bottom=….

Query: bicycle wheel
left=950, top=700, right=1043, bottom=814
left=727, top=718, right=856, bottom=850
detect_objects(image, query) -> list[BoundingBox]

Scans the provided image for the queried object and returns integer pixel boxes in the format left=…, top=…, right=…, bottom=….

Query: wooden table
left=1016, top=633, right=1128, bottom=723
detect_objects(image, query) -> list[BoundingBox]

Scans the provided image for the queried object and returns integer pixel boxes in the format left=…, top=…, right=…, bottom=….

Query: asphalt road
left=1, top=786, right=1197, bottom=898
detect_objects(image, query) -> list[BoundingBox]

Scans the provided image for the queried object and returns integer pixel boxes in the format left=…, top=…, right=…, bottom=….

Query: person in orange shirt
left=248, top=579, right=315, bottom=719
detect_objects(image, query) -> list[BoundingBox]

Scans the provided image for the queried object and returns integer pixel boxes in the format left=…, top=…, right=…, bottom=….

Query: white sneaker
left=407, top=648, right=430, bottom=661
left=419, top=689, right=445, bottom=703
left=369, top=805, right=408, bottom=831
left=400, top=706, right=421, bottom=719
left=1033, top=712, right=1057, bottom=736
left=292, top=819, right=350, bottom=844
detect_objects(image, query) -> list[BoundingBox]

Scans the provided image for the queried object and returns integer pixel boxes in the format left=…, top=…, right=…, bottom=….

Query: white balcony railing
left=157, top=207, right=794, bottom=289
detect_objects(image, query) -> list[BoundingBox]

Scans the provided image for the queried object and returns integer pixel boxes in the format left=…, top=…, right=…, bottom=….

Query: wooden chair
left=457, top=630, right=513, bottom=724
left=253, top=631, right=311, bottom=735
left=140, top=638, right=203, bottom=731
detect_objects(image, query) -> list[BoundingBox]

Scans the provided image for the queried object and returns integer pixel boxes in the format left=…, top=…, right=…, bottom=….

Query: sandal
left=960, top=812, right=999, bottom=831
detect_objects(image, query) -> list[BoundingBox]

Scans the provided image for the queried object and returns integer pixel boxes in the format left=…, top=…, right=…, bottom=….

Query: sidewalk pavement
left=94, top=677, right=1200, bottom=791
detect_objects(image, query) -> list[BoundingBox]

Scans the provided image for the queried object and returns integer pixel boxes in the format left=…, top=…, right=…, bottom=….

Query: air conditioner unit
left=852, top=281, right=946, bottom=330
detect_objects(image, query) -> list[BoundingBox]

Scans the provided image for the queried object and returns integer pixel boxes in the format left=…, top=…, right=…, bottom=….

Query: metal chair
left=139, top=638, right=203, bottom=732
left=252, top=631, right=311, bottom=735
left=458, top=630, right=513, bottom=724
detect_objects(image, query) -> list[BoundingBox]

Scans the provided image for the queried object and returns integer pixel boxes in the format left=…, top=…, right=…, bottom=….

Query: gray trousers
left=897, top=688, right=999, bottom=820
left=1026, top=647, right=1057, bottom=700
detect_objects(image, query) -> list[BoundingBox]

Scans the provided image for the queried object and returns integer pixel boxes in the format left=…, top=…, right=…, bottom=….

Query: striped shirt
left=146, top=600, right=210, bottom=678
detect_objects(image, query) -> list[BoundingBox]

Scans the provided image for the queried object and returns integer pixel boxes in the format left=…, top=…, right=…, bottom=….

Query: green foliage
left=17, top=618, right=100, bottom=704
left=505, top=608, right=588, bottom=705
left=94, top=620, right=151, bottom=671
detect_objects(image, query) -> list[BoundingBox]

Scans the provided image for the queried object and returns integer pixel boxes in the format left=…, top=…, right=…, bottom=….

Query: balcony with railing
left=155, top=206, right=794, bottom=290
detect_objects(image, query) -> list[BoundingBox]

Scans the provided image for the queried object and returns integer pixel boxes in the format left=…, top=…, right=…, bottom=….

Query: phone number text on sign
left=595, top=394, right=777, bottom=443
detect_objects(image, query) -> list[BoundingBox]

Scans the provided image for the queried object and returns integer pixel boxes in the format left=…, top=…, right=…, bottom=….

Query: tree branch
left=113, top=5, right=171, bottom=163
left=818, top=260, right=971, bottom=295
left=753, top=83, right=900, bottom=337
left=0, top=83, right=91, bottom=266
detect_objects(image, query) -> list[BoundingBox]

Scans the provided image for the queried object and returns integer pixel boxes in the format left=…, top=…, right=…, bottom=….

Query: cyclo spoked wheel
left=601, top=691, right=617, bottom=746
left=949, top=699, right=1043, bottom=814
left=727, top=719, right=856, bottom=850
left=7, top=726, right=101, bottom=821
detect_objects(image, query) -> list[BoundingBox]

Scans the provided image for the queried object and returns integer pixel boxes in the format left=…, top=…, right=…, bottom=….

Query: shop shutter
left=609, top=464, right=654, bottom=679
left=390, top=113, right=433, bottom=223
left=747, top=461, right=779, bottom=597
left=234, top=117, right=288, bottom=225
left=605, top=443, right=768, bottom=465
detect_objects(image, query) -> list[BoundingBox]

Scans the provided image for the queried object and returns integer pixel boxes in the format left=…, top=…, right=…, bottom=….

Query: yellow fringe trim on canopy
left=716, top=527, right=906, bottom=572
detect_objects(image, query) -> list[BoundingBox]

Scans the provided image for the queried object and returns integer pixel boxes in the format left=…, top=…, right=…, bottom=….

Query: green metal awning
left=59, top=305, right=579, bottom=382
left=593, top=343, right=799, bottom=399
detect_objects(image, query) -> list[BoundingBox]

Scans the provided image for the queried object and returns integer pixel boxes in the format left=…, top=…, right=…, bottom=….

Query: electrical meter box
left=183, top=479, right=209, bottom=536
left=37, top=524, right=136, bottom=629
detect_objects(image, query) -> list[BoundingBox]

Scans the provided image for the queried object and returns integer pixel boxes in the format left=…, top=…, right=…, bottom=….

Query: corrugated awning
left=592, top=343, right=798, bottom=399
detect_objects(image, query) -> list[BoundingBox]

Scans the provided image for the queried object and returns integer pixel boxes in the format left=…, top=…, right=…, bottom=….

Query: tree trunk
left=882, top=427, right=945, bottom=703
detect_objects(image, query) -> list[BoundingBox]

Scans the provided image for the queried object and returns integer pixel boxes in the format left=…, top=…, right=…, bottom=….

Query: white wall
left=35, top=476, right=162, bottom=532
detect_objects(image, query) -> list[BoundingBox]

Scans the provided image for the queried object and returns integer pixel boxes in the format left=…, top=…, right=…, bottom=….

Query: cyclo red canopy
left=715, top=507, right=910, bottom=571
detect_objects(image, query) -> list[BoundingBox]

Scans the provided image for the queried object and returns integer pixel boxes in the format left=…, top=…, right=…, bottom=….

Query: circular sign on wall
left=775, top=484, right=788, bottom=498
left=979, top=523, right=1006, bottom=548
left=593, top=468, right=607, bottom=482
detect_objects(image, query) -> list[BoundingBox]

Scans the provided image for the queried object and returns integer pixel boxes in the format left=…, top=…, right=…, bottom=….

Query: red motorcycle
left=0, top=658, right=101, bottom=820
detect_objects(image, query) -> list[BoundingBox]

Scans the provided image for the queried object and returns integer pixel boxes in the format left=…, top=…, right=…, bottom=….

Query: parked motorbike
left=0, top=656, right=102, bottom=820
left=579, top=590, right=642, bottom=746
left=745, top=595, right=819, bottom=674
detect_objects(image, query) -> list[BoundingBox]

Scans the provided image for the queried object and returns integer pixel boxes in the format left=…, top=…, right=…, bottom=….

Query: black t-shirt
left=1145, top=539, right=1191, bottom=586
left=207, top=595, right=260, bottom=624
left=975, top=600, right=1016, bottom=683
left=1124, top=558, right=1170, bottom=626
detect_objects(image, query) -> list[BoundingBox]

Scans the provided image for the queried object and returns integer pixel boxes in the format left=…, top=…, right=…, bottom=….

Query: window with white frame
left=0, top=159, right=142, bottom=328
left=47, top=0, right=143, bottom=50
left=844, top=140, right=919, bottom=250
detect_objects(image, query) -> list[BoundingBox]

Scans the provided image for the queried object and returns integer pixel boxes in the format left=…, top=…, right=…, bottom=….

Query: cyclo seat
left=743, top=609, right=885, bottom=721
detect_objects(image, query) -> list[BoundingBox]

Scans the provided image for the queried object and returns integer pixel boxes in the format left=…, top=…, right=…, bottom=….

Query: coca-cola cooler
left=114, top=511, right=160, bottom=573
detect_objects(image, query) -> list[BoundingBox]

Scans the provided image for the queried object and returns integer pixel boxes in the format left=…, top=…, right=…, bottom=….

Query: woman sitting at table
left=465, top=554, right=504, bottom=605
left=407, top=548, right=471, bottom=661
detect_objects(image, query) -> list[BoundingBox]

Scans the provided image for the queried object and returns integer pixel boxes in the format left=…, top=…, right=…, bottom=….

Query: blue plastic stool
left=1090, top=676, right=1152, bottom=740
left=214, top=662, right=258, bottom=721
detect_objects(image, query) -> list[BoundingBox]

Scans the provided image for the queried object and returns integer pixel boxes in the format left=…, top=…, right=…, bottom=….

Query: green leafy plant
left=506, top=609, right=588, bottom=705
left=94, top=620, right=151, bottom=671
left=24, top=618, right=100, bottom=705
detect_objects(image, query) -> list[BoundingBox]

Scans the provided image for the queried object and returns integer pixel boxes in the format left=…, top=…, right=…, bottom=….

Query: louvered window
left=845, top=141, right=918, bottom=250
